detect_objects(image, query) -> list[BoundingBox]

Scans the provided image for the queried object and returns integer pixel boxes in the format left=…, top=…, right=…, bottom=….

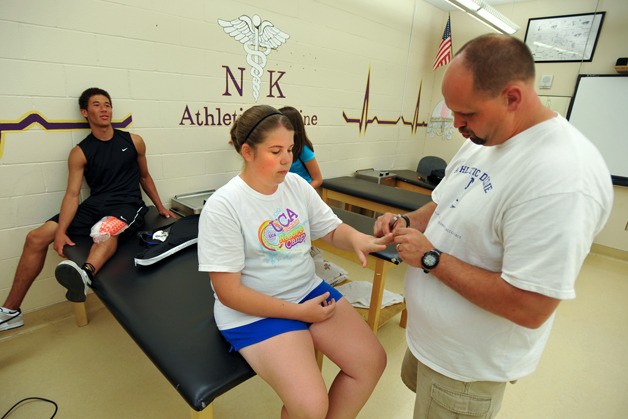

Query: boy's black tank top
left=78, top=129, right=142, bottom=206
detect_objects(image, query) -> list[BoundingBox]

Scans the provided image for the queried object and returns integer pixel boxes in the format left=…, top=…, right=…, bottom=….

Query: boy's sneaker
left=55, top=260, right=91, bottom=303
left=0, top=307, right=24, bottom=331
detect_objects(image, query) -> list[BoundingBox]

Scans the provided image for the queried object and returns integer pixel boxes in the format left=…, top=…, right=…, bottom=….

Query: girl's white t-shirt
left=198, top=173, right=341, bottom=330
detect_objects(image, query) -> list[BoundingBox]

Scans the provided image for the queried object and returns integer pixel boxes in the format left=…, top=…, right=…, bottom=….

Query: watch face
left=423, top=253, right=438, bottom=267
left=422, top=250, right=441, bottom=271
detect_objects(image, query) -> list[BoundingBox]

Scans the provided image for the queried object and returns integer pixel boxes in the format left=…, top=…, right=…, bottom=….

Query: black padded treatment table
left=61, top=204, right=410, bottom=417
left=64, top=207, right=255, bottom=418
left=391, top=169, right=439, bottom=195
left=321, top=176, right=433, bottom=215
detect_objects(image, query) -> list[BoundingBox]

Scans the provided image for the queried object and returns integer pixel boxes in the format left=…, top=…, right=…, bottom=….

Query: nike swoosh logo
left=122, top=148, right=128, bottom=151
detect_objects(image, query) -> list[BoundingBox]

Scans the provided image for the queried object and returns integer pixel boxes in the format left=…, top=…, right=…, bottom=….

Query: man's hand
left=53, top=233, right=75, bottom=258
left=374, top=212, right=402, bottom=237
left=393, top=227, right=432, bottom=268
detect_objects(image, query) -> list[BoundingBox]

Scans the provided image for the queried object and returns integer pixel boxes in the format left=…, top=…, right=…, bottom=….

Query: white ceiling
left=424, top=0, right=530, bottom=11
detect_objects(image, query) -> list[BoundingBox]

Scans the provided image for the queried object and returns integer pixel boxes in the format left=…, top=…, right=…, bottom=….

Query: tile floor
left=1, top=251, right=627, bottom=418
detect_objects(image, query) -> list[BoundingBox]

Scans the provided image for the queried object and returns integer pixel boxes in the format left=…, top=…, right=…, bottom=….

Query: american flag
left=432, top=16, right=452, bottom=71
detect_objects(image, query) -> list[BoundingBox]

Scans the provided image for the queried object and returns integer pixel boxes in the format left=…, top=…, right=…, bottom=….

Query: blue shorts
left=221, top=281, right=343, bottom=351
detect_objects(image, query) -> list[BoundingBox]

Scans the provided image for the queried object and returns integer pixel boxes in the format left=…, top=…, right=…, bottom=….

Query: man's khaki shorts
left=401, top=348, right=509, bottom=418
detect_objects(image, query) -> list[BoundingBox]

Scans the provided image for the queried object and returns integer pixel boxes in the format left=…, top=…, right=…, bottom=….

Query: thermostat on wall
left=539, top=74, right=554, bottom=89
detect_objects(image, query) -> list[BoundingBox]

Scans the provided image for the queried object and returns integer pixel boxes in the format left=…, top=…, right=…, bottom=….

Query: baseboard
left=591, top=243, right=628, bottom=262
left=0, top=294, right=103, bottom=341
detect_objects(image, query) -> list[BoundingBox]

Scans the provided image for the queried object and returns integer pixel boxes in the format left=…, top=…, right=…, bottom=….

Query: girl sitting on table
left=280, top=105, right=349, bottom=286
left=279, top=106, right=323, bottom=189
left=198, top=104, right=388, bottom=419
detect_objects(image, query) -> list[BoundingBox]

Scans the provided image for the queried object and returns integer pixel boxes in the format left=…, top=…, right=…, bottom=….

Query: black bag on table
left=134, top=215, right=199, bottom=266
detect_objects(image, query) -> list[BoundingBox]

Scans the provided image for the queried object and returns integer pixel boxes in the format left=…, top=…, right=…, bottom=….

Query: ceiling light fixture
left=444, top=0, right=519, bottom=34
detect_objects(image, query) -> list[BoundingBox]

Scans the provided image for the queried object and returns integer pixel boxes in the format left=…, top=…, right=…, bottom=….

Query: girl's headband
left=242, top=112, right=282, bottom=144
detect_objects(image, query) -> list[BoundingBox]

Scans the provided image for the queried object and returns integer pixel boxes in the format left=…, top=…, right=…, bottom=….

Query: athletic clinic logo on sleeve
left=257, top=208, right=306, bottom=251
left=218, top=15, right=290, bottom=102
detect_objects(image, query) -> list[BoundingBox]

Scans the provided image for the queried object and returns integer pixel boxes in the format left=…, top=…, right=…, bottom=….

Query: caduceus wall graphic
left=218, top=15, right=290, bottom=102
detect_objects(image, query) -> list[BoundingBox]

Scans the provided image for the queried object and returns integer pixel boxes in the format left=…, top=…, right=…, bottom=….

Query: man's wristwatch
left=421, top=249, right=442, bottom=273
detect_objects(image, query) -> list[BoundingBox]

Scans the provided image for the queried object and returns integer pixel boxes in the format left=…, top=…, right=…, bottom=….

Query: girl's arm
left=210, top=272, right=336, bottom=323
left=304, top=157, right=323, bottom=188
left=319, top=224, right=391, bottom=267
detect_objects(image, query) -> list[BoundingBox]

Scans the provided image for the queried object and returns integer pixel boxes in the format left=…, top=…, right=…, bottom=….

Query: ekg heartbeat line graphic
left=0, top=112, right=133, bottom=160
left=343, top=68, right=427, bottom=135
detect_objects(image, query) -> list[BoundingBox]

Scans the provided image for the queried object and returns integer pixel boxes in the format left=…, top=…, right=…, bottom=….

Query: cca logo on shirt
left=257, top=208, right=306, bottom=251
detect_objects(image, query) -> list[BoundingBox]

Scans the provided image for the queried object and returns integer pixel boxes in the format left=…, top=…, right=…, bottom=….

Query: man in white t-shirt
left=374, top=34, right=613, bottom=418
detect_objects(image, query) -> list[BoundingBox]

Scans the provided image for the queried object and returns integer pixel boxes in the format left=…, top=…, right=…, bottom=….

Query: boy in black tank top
left=1, top=88, right=176, bottom=330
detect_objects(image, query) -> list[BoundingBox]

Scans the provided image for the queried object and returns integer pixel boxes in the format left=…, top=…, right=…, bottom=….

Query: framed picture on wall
left=524, top=12, right=605, bottom=63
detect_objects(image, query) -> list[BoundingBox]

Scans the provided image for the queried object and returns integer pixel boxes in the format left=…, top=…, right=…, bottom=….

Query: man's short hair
left=78, top=87, right=112, bottom=110
left=456, top=34, right=535, bottom=97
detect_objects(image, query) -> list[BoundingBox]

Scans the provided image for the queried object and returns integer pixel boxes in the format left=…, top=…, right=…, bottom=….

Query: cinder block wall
left=1, top=0, right=626, bottom=312
left=0, top=0, right=443, bottom=311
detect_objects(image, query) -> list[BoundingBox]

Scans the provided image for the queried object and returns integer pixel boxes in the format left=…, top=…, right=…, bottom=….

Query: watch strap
left=422, top=248, right=442, bottom=274
left=391, top=214, right=410, bottom=229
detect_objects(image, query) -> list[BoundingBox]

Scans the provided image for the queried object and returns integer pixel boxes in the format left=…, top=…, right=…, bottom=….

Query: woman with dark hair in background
left=279, top=106, right=323, bottom=189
